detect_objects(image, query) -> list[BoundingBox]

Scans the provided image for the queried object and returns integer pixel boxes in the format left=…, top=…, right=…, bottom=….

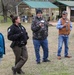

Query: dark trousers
left=12, top=46, right=28, bottom=71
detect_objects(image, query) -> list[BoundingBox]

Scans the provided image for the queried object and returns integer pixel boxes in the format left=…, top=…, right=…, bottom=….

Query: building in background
left=54, top=0, right=74, bottom=21
left=15, top=0, right=74, bottom=22
left=16, top=0, right=58, bottom=22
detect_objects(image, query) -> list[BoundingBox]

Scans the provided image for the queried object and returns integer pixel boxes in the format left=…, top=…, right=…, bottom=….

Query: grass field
left=0, top=16, right=11, bottom=23
left=0, top=22, right=74, bottom=75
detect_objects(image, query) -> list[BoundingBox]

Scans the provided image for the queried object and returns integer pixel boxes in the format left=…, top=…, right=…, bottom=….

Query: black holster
left=10, top=41, right=16, bottom=48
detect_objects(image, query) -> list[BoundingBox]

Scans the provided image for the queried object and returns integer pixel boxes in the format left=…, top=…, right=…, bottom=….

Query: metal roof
left=57, top=1, right=74, bottom=7
left=17, top=1, right=58, bottom=8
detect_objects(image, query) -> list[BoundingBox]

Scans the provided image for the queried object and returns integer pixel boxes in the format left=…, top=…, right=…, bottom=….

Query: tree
left=0, top=0, right=22, bottom=22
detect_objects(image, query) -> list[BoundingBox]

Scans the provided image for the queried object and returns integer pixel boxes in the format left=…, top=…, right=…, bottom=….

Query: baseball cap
left=62, top=11, right=68, bottom=15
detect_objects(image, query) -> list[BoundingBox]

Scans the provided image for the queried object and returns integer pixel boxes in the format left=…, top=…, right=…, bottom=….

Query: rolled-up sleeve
left=70, top=22, right=72, bottom=30
left=56, top=19, right=64, bottom=29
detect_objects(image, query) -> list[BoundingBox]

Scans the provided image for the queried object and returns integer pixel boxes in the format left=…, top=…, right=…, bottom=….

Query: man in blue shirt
left=56, top=11, right=72, bottom=60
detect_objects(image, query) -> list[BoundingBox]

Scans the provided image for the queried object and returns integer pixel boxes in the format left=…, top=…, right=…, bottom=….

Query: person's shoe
left=37, top=61, right=41, bottom=64
left=43, top=59, right=51, bottom=62
left=20, top=70, right=25, bottom=74
left=17, top=69, right=25, bottom=74
left=12, top=67, right=16, bottom=75
left=65, top=55, right=72, bottom=58
left=57, top=56, right=61, bottom=60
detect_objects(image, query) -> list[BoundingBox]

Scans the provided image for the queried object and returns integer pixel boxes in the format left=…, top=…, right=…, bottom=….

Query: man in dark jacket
left=7, top=16, right=29, bottom=75
left=31, top=9, right=50, bottom=64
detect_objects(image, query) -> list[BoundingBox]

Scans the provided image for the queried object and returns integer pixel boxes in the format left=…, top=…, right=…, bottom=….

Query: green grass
left=0, top=22, right=74, bottom=75
left=0, top=16, right=11, bottom=23
left=0, top=16, right=4, bottom=21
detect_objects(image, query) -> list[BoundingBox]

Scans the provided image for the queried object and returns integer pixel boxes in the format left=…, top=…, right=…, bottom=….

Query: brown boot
left=57, top=56, right=61, bottom=60
left=65, top=55, right=72, bottom=58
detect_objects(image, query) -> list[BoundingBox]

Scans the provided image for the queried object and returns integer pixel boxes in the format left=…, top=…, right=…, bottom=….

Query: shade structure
left=17, top=0, right=58, bottom=8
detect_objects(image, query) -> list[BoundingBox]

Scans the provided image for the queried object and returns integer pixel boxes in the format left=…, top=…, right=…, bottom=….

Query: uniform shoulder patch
left=21, top=26, right=24, bottom=30
left=8, top=28, right=11, bottom=32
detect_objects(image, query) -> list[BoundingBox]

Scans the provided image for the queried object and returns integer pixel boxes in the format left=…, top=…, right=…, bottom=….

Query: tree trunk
left=1, top=0, right=7, bottom=22
left=3, top=10, right=7, bottom=22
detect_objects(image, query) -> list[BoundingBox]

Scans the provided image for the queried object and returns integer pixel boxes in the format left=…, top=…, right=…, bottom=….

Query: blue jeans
left=33, top=38, right=49, bottom=62
left=57, top=35, right=69, bottom=56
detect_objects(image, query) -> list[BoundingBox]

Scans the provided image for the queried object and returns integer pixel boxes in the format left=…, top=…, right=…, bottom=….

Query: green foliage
left=0, top=16, right=11, bottom=23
